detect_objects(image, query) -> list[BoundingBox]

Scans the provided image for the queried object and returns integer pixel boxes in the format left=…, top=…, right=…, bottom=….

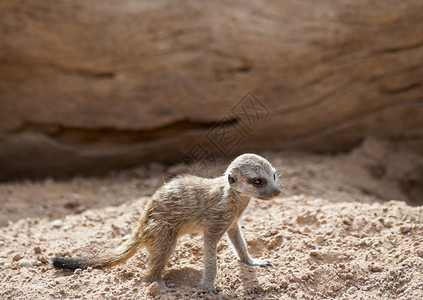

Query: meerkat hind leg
left=145, top=233, right=178, bottom=293
left=227, top=222, right=271, bottom=267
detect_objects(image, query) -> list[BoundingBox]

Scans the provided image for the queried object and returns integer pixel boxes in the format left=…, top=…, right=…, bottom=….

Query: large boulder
left=1, top=1, right=422, bottom=179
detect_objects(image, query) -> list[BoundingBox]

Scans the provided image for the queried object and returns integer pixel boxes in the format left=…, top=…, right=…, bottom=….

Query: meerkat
left=52, top=153, right=281, bottom=294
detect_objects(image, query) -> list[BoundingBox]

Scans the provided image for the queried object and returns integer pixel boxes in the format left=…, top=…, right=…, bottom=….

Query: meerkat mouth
left=256, top=195, right=277, bottom=201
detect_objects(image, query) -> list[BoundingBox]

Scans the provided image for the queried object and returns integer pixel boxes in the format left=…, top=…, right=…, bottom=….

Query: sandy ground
left=1, top=138, right=423, bottom=299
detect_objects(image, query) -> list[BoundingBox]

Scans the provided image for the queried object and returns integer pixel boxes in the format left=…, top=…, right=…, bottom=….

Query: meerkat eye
left=251, top=178, right=264, bottom=187
left=273, top=173, right=277, bottom=181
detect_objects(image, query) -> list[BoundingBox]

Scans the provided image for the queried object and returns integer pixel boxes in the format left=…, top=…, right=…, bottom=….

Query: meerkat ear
left=228, top=174, right=236, bottom=184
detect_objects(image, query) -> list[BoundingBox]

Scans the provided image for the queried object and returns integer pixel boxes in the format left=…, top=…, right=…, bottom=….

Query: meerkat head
left=225, top=153, right=281, bottom=200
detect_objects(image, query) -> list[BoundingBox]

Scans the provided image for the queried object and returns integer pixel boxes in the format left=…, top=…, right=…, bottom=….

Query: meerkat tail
left=53, top=222, right=143, bottom=270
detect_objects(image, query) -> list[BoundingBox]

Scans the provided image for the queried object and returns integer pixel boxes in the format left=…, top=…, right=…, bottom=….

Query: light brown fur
left=52, top=153, right=281, bottom=294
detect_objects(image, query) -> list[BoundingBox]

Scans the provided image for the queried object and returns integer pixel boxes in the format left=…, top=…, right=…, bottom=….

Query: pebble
left=315, top=235, right=325, bottom=244
left=12, top=254, right=23, bottom=261
left=16, top=259, right=33, bottom=268
left=369, top=265, right=382, bottom=272
left=4, top=263, right=12, bottom=269
left=399, top=225, right=411, bottom=233
left=37, top=256, right=48, bottom=263
left=147, top=282, right=161, bottom=297
left=52, top=219, right=63, bottom=228
left=220, top=262, right=228, bottom=269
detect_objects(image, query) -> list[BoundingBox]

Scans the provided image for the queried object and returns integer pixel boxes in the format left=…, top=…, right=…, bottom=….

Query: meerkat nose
left=273, top=189, right=281, bottom=196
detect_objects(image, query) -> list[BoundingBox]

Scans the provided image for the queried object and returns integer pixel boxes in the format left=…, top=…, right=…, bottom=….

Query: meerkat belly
left=179, top=222, right=205, bottom=236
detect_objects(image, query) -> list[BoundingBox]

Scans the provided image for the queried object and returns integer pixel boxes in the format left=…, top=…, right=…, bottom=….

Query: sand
left=1, top=138, right=422, bottom=299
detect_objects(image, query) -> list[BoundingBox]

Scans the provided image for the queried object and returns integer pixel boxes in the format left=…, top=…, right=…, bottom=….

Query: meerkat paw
left=202, top=282, right=219, bottom=294
left=244, top=258, right=272, bottom=267
left=202, top=287, right=219, bottom=294
left=155, top=279, right=177, bottom=293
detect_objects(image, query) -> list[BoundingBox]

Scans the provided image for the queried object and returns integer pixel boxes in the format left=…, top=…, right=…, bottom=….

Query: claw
left=202, top=283, right=219, bottom=294
left=202, top=288, right=219, bottom=294
left=244, top=258, right=272, bottom=267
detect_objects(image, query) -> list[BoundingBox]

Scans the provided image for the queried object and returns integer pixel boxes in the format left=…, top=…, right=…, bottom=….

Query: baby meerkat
left=52, top=153, right=280, bottom=294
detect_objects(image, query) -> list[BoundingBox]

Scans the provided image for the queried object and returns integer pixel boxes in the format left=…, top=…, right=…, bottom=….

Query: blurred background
left=1, top=0, right=422, bottom=181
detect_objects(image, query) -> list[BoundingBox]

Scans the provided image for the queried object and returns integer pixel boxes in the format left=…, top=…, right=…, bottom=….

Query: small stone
left=33, top=260, right=43, bottom=267
left=315, top=235, right=325, bottom=244
left=309, top=250, right=319, bottom=257
left=280, top=280, right=289, bottom=288
left=52, top=219, right=63, bottom=228
left=147, top=281, right=161, bottom=297
left=347, top=286, right=358, bottom=294
left=12, top=254, right=23, bottom=261
left=34, top=246, right=42, bottom=254
left=37, top=256, right=48, bottom=263
left=220, top=262, right=228, bottom=269
left=361, top=237, right=372, bottom=246
left=302, top=226, right=311, bottom=233
left=16, top=259, right=33, bottom=268
left=416, top=249, right=423, bottom=257
left=369, top=265, right=382, bottom=272
left=399, top=225, right=411, bottom=233
left=74, top=268, right=82, bottom=274
left=382, top=219, right=394, bottom=228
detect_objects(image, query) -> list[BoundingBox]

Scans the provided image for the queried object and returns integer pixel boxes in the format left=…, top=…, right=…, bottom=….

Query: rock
left=399, top=225, right=412, bottom=233
left=37, top=256, right=48, bottom=263
left=280, top=280, right=289, bottom=288
left=34, top=246, right=42, bottom=254
left=51, top=219, right=63, bottom=228
left=315, top=235, right=325, bottom=244
left=16, top=259, right=33, bottom=268
left=12, top=254, right=23, bottom=262
left=369, top=265, right=382, bottom=272
left=1, top=1, right=423, bottom=180
left=147, top=282, right=161, bottom=297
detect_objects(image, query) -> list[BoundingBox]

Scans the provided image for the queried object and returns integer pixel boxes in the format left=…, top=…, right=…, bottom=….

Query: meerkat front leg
left=227, top=221, right=271, bottom=267
left=201, top=230, right=225, bottom=294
